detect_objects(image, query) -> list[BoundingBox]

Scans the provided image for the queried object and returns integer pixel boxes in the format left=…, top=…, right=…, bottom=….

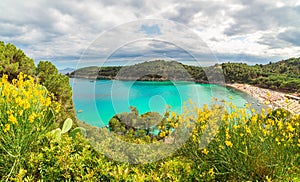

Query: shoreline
left=227, top=83, right=300, bottom=115
left=71, top=77, right=300, bottom=115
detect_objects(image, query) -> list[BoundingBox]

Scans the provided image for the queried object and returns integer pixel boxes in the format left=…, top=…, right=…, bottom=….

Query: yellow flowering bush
left=179, top=100, right=300, bottom=181
left=0, top=73, right=60, bottom=180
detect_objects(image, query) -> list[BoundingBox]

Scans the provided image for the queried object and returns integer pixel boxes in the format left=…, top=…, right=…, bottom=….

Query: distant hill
left=221, top=57, right=300, bottom=92
left=69, top=58, right=300, bottom=93
left=59, top=67, right=75, bottom=75
left=69, top=60, right=196, bottom=81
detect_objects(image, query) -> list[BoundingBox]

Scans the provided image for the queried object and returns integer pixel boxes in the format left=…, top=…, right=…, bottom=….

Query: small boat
left=77, top=109, right=83, bottom=113
left=90, top=80, right=95, bottom=83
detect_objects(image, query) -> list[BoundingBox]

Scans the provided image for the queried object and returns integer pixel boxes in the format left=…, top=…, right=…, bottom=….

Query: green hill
left=69, top=58, right=300, bottom=93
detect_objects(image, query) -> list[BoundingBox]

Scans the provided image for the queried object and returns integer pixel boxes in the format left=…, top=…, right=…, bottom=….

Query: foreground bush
left=180, top=102, right=300, bottom=181
left=0, top=73, right=60, bottom=180
left=1, top=81, right=300, bottom=181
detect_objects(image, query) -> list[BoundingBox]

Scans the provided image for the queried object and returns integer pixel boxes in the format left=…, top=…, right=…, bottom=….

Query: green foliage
left=49, top=118, right=87, bottom=141
left=108, top=106, right=179, bottom=142
left=70, top=58, right=300, bottom=92
left=0, top=73, right=58, bottom=180
left=36, top=61, right=59, bottom=83
left=2, top=96, right=300, bottom=181
left=61, top=118, right=73, bottom=134
left=69, top=127, right=87, bottom=139
left=37, top=61, right=76, bottom=122
left=0, top=41, right=35, bottom=80
left=178, top=103, right=300, bottom=181
left=0, top=41, right=76, bottom=124
left=222, top=59, right=300, bottom=92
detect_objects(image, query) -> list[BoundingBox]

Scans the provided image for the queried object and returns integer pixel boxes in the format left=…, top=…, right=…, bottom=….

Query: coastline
left=227, top=83, right=300, bottom=115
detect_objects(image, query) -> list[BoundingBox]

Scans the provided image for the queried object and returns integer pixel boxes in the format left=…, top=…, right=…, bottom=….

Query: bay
left=70, top=78, right=262, bottom=127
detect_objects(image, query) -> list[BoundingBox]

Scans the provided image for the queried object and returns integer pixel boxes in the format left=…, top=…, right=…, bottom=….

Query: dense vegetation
left=0, top=41, right=75, bottom=122
left=1, top=41, right=300, bottom=181
left=70, top=58, right=300, bottom=93
left=221, top=58, right=300, bottom=92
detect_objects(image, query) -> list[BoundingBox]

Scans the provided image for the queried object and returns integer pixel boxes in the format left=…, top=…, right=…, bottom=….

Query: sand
left=227, top=83, right=300, bottom=115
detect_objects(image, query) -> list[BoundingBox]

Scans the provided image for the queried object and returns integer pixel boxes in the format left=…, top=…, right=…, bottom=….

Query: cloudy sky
left=1, top=0, right=300, bottom=69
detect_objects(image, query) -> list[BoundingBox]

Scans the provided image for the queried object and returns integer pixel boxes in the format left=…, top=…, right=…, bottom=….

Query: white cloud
left=0, top=0, right=299, bottom=69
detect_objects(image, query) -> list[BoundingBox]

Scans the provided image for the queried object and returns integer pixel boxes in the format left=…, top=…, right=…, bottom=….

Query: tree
left=37, top=61, right=58, bottom=83
left=0, top=41, right=35, bottom=80
left=39, top=62, right=76, bottom=122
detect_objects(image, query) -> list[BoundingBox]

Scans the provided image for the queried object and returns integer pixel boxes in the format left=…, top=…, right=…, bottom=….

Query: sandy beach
left=227, top=83, right=300, bottom=115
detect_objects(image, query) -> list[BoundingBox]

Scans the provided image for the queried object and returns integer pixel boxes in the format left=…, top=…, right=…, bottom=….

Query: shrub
left=0, top=73, right=60, bottom=180
left=180, top=101, right=300, bottom=181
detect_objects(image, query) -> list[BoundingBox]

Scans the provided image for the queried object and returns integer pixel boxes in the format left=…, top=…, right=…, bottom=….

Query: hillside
left=69, top=58, right=300, bottom=93
left=221, top=57, right=300, bottom=92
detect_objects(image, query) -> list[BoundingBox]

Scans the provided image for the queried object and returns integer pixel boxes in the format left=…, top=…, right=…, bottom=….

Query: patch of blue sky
left=140, top=24, right=161, bottom=36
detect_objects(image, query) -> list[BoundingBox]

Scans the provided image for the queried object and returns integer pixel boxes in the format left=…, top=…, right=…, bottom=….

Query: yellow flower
left=219, top=145, right=224, bottom=150
left=159, top=132, right=165, bottom=138
left=6, top=110, right=13, bottom=115
left=286, top=124, right=295, bottom=132
left=28, top=113, right=37, bottom=123
left=202, top=148, right=209, bottom=155
left=245, top=126, right=251, bottom=134
left=45, top=97, right=51, bottom=107
left=8, top=114, right=17, bottom=124
left=18, top=110, right=23, bottom=116
left=225, top=140, right=233, bottom=148
left=285, top=98, right=289, bottom=104
left=208, top=168, right=215, bottom=176
left=3, top=124, right=10, bottom=132
left=226, top=132, right=231, bottom=139
left=171, top=112, right=176, bottom=117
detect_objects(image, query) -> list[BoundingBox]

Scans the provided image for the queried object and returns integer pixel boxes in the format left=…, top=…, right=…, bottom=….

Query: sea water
left=71, top=78, right=262, bottom=127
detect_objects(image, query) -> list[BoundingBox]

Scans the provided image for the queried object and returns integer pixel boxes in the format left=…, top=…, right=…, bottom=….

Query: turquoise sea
left=70, top=78, right=263, bottom=127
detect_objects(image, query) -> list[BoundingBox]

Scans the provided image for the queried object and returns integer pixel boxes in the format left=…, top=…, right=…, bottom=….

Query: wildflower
left=171, top=112, right=176, bottom=117
left=200, top=125, right=206, bottom=132
left=245, top=126, right=251, bottom=134
left=285, top=98, right=289, bottom=104
left=8, top=114, right=17, bottom=124
left=3, top=124, right=10, bottom=132
left=23, top=100, right=30, bottom=109
left=202, top=148, right=209, bottom=155
left=265, top=175, right=272, bottom=182
left=233, top=125, right=239, bottom=130
left=219, top=145, right=224, bottom=150
left=286, top=124, right=295, bottom=132
left=6, top=110, right=13, bottom=115
left=226, top=132, right=231, bottom=139
left=18, top=110, right=23, bottom=116
left=159, top=131, right=165, bottom=138
left=208, top=168, right=215, bottom=176
left=45, top=97, right=51, bottom=107
left=225, top=140, right=233, bottom=148
left=28, top=113, right=37, bottom=123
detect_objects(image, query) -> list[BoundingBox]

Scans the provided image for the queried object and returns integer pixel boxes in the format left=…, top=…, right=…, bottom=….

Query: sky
left=1, top=0, right=300, bottom=69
